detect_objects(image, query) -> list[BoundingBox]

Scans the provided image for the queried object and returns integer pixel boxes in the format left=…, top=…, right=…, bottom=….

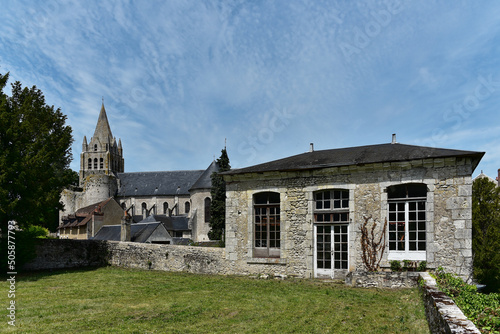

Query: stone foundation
left=345, top=270, right=420, bottom=288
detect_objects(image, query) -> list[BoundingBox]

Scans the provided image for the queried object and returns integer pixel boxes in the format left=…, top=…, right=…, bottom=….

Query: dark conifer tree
left=208, top=147, right=230, bottom=241
left=472, top=176, right=500, bottom=292
left=0, top=73, right=76, bottom=232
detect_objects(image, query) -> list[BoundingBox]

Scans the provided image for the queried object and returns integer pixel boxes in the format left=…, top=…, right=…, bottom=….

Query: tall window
left=163, top=202, right=169, bottom=214
left=387, top=183, right=427, bottom=260
left=93, top=158, right=98, bottom=169
left=88, top=158, right=92, bottom=169
left=94, top=144, right=98, bottom=152
left=185, top=201, right=190, bottom=214
left=142, top=202, right=147, bottom=218
left=253, top=192, right=280, bottom=258
left=314, top=190, right=349, bottom=270
left=99, top=158, right=104, bottom=169
left=204, top=197, right=211, bottom=223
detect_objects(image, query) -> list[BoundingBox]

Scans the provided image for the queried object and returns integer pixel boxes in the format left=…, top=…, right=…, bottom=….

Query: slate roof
left=75, top=198, right=114, bottom=216
left=117, top=170, right=204, bottom=197
left=139, top=214, right=190, bottom=231
left=58, top=198, right=115, bottom=229
left=92, top=103, right=114, bottom=144
left=190, top=160, right=219, bottom=191
left=223, top=143, right=484, bottom=175
left=92, top=222, right=169, bottom=243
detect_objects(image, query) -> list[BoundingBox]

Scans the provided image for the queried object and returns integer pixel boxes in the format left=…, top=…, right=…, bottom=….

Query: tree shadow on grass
left=1, top=266, right=106, bottom=282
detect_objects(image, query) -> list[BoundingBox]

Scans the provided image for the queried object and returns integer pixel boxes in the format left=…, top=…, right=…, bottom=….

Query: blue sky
left=1, top=1, right=499, bottom=178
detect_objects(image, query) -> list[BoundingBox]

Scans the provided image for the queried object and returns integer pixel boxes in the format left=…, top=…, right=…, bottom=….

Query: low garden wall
left=22, top=239, right=286, bottom=277
left=345, top=271, right=420, bottom=288
left=22, top=239, right=230, bottom=275
left=419, top=272, right=480, bottom=333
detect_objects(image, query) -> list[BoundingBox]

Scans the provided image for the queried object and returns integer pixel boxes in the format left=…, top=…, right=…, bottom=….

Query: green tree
left=0, top=73, right=76, bottom=232
left=208, top=147, right=230, bottom=241
left=472, top=176, right=500, bottom=292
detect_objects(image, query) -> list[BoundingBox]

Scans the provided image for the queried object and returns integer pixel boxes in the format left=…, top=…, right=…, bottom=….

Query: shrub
left=25, top=225, right=50, bottom=238
left=390, top=260, right=401, bottom=272
left=417, top=261, right=427, bottom=272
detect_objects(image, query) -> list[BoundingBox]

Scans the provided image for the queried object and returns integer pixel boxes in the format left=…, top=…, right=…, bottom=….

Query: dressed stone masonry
left=222, top=139, right=483, bottom=280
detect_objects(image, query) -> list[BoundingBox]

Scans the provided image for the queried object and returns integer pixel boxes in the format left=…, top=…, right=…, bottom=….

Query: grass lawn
left=1, top=267, right=429, bottom=333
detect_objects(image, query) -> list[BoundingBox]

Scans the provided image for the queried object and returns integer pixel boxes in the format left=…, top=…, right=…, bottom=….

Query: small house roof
left=138, top=214, right=190, bottom=231
left=75, top=197, right=115, bottom=216
left=93, top=222, right=170, bottom=243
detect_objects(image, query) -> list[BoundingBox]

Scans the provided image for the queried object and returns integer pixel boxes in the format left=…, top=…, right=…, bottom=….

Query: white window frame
left=387, top=184, right=427, bottom=261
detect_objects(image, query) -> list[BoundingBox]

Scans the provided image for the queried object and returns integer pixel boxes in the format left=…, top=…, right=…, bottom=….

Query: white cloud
left=1, top=1, right=499, bottom=175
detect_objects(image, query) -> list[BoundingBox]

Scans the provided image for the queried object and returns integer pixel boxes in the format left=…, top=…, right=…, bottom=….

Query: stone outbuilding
left=58, top=197, right=123, bottom=239
left=222, top=138, right=484, bottom=280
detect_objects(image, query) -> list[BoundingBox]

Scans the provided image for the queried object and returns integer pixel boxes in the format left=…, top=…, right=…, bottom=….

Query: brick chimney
left=120, top=211, right=131, bottom=242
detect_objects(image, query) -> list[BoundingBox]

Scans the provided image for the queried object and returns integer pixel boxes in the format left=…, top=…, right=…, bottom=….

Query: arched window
left=185, top=201, right=190, bottom=214
left=253, top=192, right=280, bottom=258
left=100, top=158, right=104, bottom=169
left=314, top=189, right=349, bottom=272
left=93, top=158, right=98, bottom=169
left=204, top=197, right=211, bottom=223
left=163, top=202, right=169, bottom=214
left=88, top=158, right=92, bottom=169
left=387, top=183, right=427, bottom=260
left=94, top=144, right=98, bottom=152
left=121, top=202, right=127, bottom=210
left=142, top=203, right=147, bottom=218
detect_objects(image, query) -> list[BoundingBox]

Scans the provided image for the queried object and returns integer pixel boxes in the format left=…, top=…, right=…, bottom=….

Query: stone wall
left=224, top=157, right=475, bottom=280
left=419, top=272, right=480, bottom=333
left=23, top=239, right=109, bottom=270
left=345, top=271, right=420, bottom=288
left=189, top=189, right=212, bottom=242
left=22, top=239, right=293, bottom=278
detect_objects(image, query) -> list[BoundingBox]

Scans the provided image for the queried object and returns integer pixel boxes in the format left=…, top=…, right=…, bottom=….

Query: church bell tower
left=79, top=103, right=124, bottom=186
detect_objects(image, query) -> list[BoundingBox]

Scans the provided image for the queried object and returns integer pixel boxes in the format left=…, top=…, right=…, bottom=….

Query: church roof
left=117, top=170, right=205, bottom=197
left=189, top=160, right=219, bottom=191
left=223, top=143, right=484, bottom=175
left=92, top=103, right=114, bottom=144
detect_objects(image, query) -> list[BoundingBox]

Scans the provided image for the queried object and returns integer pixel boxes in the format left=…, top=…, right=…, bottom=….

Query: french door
left=314, top=224, right=348, bottom=278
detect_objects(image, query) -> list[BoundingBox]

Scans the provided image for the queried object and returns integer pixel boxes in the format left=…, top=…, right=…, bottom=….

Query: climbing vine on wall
left=360, top=215, right=387, bottom=271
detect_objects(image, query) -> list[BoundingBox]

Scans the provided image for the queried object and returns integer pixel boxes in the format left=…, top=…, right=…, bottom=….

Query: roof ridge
left=118, top=169, right=204, bottom=174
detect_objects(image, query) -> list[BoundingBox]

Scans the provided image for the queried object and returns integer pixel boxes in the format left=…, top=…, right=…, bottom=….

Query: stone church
left=58, top=104, right=217, bottom=242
